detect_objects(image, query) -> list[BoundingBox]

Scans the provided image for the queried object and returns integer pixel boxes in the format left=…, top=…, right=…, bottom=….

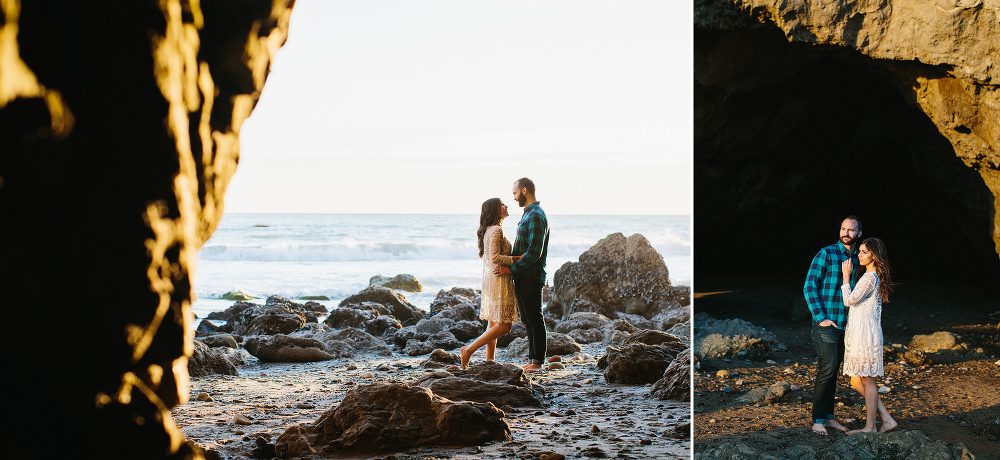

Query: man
left=803, top=215, right=862, bottom=435
left=494, top=177, right=549, bottom=372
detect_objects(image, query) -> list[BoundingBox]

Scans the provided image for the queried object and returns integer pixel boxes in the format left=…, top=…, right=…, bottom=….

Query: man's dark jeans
left=514, top=275, right=546, bottom=364
left=811, top=323, right=845, bottom=423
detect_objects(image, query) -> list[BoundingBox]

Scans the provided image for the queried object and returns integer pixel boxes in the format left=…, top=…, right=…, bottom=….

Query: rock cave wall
left=0, top=1, right=294, bottom=458
left=694, top=0, right=1000, bottom=287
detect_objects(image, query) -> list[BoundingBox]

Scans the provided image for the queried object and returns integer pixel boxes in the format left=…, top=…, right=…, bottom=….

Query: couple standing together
left=805, top=216, right=898, bottom=436
left=461, top=177, right=550, bottom=373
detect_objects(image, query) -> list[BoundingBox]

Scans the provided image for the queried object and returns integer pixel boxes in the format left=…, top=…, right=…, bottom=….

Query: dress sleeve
left=842, top=273, right=877, bottom=306
left=489, top=227, right=514, bottom=266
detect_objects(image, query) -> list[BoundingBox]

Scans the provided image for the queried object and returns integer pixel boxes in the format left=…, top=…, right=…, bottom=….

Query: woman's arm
left=842, top=273, right=877, bottom=306
left=489, top=227, right=515, bottom=266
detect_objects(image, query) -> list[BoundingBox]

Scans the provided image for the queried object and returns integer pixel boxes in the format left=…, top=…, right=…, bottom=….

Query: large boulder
left=197, top=333, right=239, bottom=349
left=274, top=383, right=511, bottom=456
left=243, top=334, right=335, bottom=363
left=188, top=340, right=239, bottom=377
left=554, top=312, right=613, bottom=333
left=292, top=326, right=393, bottom=357
left=693, top=313, right=785, bottom=360
left=733, top=381, right=792, bottom=406
left=369, top=273, right=423, bottom=292
left=233, top=302, right=306, bottom=336
left=340, top=286, right=425, bottom=326
left=411, top=361, right=544, bottom=407
left=652, top=349, right=690, bottom=401
left=599, top=341, right=686, bottom=385
left=546, top=233, right=690, bottom=320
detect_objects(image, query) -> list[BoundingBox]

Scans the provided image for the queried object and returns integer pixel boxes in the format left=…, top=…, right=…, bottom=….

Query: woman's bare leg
left=847, top=377, right=878, bottom=434
left=851, top=375, right=896, bottom=432
left=461, top=321, right=512, bottom=369
left=485, top=321, right=497, bottom=361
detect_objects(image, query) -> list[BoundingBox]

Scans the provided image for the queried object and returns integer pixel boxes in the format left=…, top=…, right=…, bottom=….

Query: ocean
left=190, top=213, right=691, bottom=320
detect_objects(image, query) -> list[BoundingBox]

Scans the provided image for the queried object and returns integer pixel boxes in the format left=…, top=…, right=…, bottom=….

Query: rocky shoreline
left=175, top=233, right=693, bottom=459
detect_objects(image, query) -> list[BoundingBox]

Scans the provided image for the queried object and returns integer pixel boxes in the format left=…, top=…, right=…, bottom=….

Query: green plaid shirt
left=803, top=241, right=859, bottom=328
left=510, top=202, right=549, bottom=284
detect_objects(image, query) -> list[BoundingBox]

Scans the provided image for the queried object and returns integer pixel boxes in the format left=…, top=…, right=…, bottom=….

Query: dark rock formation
left=197, top=333, right=238, bottom=349
left=652, top=349, right=691, bottom=401
left=554, top=312, right=613, bottom=334
left=274, top=383, right=511, bottom=456
left=546, top=233, right=691, bottom=321
left=369, top=273, right=423, bottom=292
left=292, top=326, right=393, bottom=357
left=420, top=349, right=461, bottom=368
left=599, top=340, right=687, bottom=385
left=189, top=340, right=239, bottom=377
left=695, top=430, right=975, bottom=460
left=694, top=314, right=785, bottom=360
left=340, top=286, right=425, bottom=326
left=694, top=0, right=1000, bottom=287
left=233, top=302, right=307, bottom=336
left=243, top=334, right=335, bottom=363
left=412, top=362, right=544, bottom=407
left=733, top=381, right=792, bottom=406
left=0, top=1, right=293, bottom=457
left=502, top=333, right=583, bottom=361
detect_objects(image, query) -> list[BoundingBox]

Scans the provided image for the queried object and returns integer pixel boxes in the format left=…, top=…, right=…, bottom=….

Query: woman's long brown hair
left=861, top=237, right=895, bottom=303
left=477, top=198, right=503, bottom=258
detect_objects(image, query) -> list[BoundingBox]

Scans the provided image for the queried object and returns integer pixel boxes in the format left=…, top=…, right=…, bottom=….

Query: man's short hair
left=845, top=215, right=862, bottom=233
left=516, top=177, right=535, bottom=195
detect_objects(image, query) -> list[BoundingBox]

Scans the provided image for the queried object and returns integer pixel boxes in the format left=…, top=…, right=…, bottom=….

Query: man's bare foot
left=825, top=419, right=848, bottom=433
left=878, top=419, right=898, bottom=433
left=811, top=423, right=829, bottom=436
left=523, top=363, right=542, bottom=373
left=847, top=427, right=876, bottom=435
left=460, top=346, right=471, bottom=369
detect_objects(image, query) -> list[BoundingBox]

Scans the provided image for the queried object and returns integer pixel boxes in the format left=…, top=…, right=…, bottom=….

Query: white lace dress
left=842, top=272, right=883, bottom=377
left=480, top=225, right=518, bottom=323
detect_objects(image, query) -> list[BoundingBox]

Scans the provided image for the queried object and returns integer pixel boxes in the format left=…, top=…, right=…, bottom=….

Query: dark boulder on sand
left=412, top=361, right=545, bottom=407
left=292, top=325, right=393, bottom=357
left=652, top=349, right=691, bottom=401
left=695, top=430, right=974, bottom=460
left=243, top=334, right=335, bottom=363
left=693, top=313, right=785, bottom=361
left=340, top=286, right=425, bottom=326
left=428, top=288, right=481, bottom=317
left=198, top=333, right=239, bottom=349
left=545, top=233, right=690, bottom=322
left=599, top=336, right=686, bottom=384
left=554, top=312, right=613, bottom=334
left=234, top=302, right=307, bottom=336
left=420, top=349, right=461, bottom=368
left=189, top=340, right=240, bottom=377
left=274, top=383, right=510, bottom=457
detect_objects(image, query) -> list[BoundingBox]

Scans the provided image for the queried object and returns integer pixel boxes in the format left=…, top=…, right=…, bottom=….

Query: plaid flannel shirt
left=803, top=241, right=859, bottom=328
left=509, top=201, right=549, bottom=284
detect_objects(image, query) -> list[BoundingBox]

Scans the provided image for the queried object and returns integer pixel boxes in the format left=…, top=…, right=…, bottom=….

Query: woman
left=840, top=237, right=897, bottom=434
left=460, top=198, right=521, bottom=369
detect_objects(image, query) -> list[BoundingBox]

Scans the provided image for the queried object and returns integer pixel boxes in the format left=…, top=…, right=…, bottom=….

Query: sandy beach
left=172, top=341, right=691, bottom=460
left=692, top=275, right=1000, bottom=459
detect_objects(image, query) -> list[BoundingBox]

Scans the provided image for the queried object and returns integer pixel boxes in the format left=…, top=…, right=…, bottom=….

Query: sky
left=232, top=1, right=693, bottom=215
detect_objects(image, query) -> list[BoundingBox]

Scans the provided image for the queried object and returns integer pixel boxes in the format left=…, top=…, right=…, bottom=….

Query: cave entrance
left=693, top=27, right=999, bottom=288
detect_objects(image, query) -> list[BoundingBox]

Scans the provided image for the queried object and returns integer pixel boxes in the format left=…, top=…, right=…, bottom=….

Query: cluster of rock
left=596, top=329, right=691, bottom=401
left=695, top=430, right=974, bottom=460
left=886, top=331, right=987, bottom=367
left=693, top=313, right=786, bottom=361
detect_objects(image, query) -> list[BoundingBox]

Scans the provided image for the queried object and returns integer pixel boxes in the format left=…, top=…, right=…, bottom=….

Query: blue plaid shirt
left=803, top=241, right=859, bottom=328
left=509, top=202, right=549, bottom=284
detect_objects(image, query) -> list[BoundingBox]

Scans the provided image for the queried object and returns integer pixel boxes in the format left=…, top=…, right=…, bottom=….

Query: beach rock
left=393, top=325, right=430, bottom=348
left=324, top=307, right=377, bottom=330
left=907, top=331, right=983, bottom=364
left=602, top=329, right=631, bottom=347
left=501, top=333, right=583, bottom=361
left=624, top=329, right=685, bottom=348
left=243, top=334, right=335, bottom=363
left=554, top=312, right=613, bottom=334
left=369, top=273, right=423, bottom=292
left=696, top=333, right=770, bottom=361
left=652, top=349, right=691, bottom=401
left=543, top=315, right=558, bottom=331
left=822, top=430, right=973, bottom=460
left=220, top=290, right=257, bottom=301
left=233, top=302, right=307, bottom=336
left=546, top=233, right=690, bottom=320
left=666, top=321, right=691, bottom=341
left=733, top=381, right=792, bottom=406
left=605, top=318, right=642, bottom=335
left=207, top=300, right=256, bottom=323
left=197, top=333, right=239, bottom=349
left=651, top=308, right=690, bottom=330
left=613, top=312, right=654, bottom=330
left=420, top=349, right=461, bottom=368
left=498, top=322, right=528, bottom=347
left=601, top=343, right=682, bottom=385
left=429, top=290, right=480, bottom=317
left=340, top=286, right=425, bottom=326
left=195, top=319, right=225, bottom=336
left=412, top=361, right=544, bottom=407
left=293, top=326, right=393, bottom=357
left=364, top=315, right=402, bottom=337
left=403, top=339, right=436, bottom=356
left=431, top=300, right=480, bottom=323
left=567, top=328, right=605, bottom=344
left=428, top=331, right=463, bottom=351
left=218, top=347, right=257, bottom=367
left=274, top=383, right=510, bottom=456
left=188, top=340, right=239, bottom=377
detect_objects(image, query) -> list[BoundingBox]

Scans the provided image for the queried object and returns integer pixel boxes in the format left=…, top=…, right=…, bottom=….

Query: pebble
left=547, top=362, right=565, bottom=370
left=346, top=364, right=358, bottom=371
left=296, top=403, right=315, bottom=409
left=360, top=372, right=374, bottom=378
left=790, top=384, right=801, bottom=391
left=196, top=392, right=213, bottom=402
left=912, top=385, right=923, bottom=390
left=375, top=363, right=396, bottom=372
left=591, top=425, right=601, bottom=433
left=766, top=359, right=777, bottom=364
left=878, top=386, right=891, bottom=394
left=784, top=368, right=795, bottom=374
left=234, top=414, right=252, bottom=425
left=734, top=379, right=743, bottom=386
left=581, top=379, right=593, bottom=385
left=639, top=439, right=653, bottom=445
left=541, top=453, right=565, bottom=460
left=547, top=356, right=562, bottom=363
left=571, top=382, right=581, bottom=387
left=565, top=409, right=576, bottom=415
left=709, top=418, right=717, bottom=423
left=716, top=370, right=731, bottom=378
left=722, top=386, right=732, bottom=393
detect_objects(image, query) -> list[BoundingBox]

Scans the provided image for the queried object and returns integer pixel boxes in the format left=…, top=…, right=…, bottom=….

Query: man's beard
left=517, top=196, right=526, bottom=206
left=841, top=235, right=857, bottom=245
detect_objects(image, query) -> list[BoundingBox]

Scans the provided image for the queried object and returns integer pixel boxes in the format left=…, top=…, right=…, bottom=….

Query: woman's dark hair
left=861, top=237, right=895, bottom=303
left=477, top=198, right=503, bottom=258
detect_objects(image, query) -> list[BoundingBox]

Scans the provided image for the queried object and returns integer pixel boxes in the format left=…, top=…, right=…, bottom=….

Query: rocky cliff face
left=695, top=0, right=1000, bottom=284
left=0, top=1, right=294, bottom=458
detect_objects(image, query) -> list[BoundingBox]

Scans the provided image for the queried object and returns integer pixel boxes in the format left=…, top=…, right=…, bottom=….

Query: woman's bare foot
left=878, top=419, right=898, bottom=433
left=460, top=346, right=472, bottom=369
left=811, top=423, right=829, bottom=436
left=825, top=419, right=848, bottom=433
left=846, top=427, right=876, bottom=435
left=523, top=363, right=542, bottom=373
